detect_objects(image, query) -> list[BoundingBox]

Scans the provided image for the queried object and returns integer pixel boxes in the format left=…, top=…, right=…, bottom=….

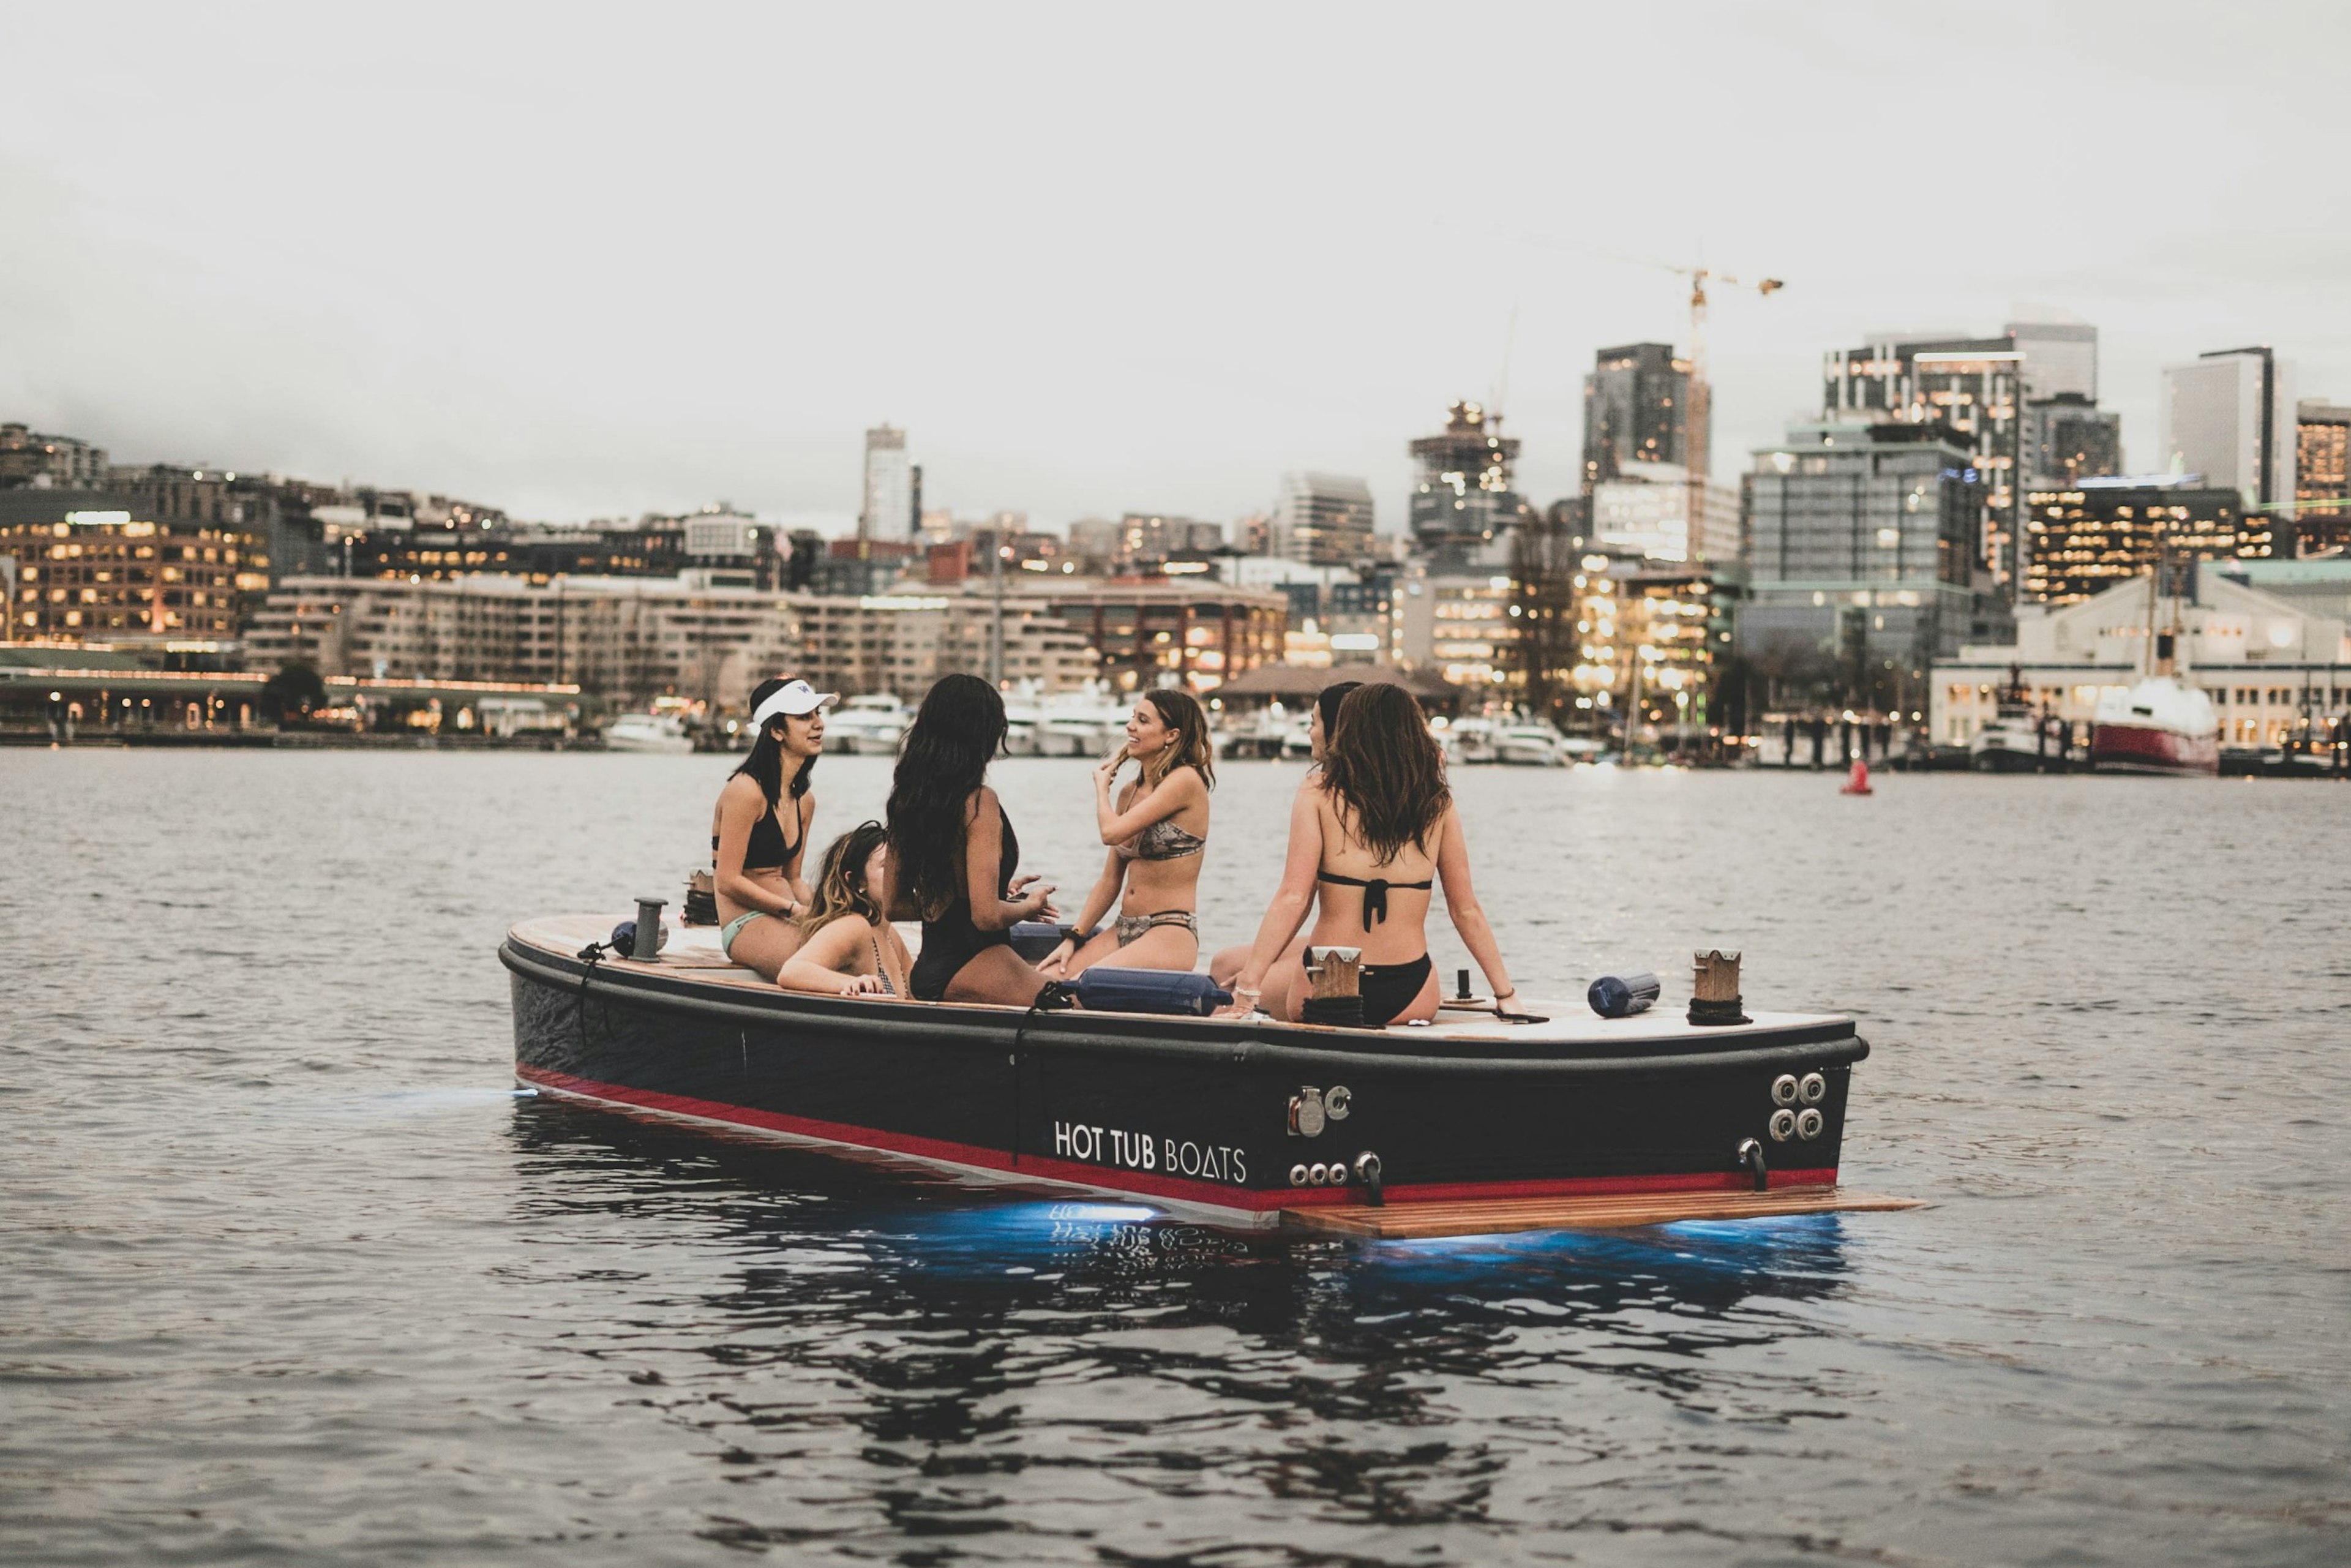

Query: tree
left=260, top=661, right=328, bottom=725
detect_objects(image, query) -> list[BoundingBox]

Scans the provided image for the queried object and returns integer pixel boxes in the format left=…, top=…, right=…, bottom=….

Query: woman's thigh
left=1062, top=928, right=1127, bottom=978
left=1089, top=925, right=1198, bottom=975
left=1206, top=943, right=1251, bottom=985
left=943, top=945, right=1047, bottom=1006
left=1261, top=950, right=1311, bottom=1021
left=728, top=915, right=804, bottom=980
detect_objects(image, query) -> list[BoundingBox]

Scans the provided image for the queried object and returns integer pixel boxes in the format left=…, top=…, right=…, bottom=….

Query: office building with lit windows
left=0, top=490, right=270, bottom=648
left=1582, top=344, right=1689, bottom=489
left=1736, top=422, right=2001, bottom=676
left=1270, top=472, right=1376, bottom=565
left=1407, top=401, right=1529, bottom=568
left=2020, top=478, right=2256, bottom=606
left=2023, top=393, right=2123, bottom=487
left=2296, top=400, right=2350, bottom=557
left=1824, top=337, right=2023, bottom=591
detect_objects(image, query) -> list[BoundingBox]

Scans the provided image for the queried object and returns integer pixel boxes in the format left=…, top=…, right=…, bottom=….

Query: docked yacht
left=1493, top=721, right=1572, bottom=766
left=824, top=694, right=909, bottom=756
left=2090, top=675, right=2218, bottom=775
left=1969, top=667, right=2046, bottom=773
left=1037, top=689, right=1127, bottom=757
left=601, top=711, right=694, bottom=754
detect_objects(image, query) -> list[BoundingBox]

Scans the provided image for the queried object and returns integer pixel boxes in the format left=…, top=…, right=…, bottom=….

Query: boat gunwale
left=501, top=934, right=1869, bottom=1075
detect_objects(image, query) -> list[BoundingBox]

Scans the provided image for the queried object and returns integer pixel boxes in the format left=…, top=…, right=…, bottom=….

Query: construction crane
left=1629, top=260, right=1784, bottom=560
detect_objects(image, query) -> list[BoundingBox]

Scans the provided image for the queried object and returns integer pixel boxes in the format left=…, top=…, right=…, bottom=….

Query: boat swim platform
left=1281, top=1185, right=1927, bottom=1240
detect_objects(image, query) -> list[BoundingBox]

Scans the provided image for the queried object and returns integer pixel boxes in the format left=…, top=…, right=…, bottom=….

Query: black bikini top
left=1318, top=869, right=1433, bottom=929
left=714, top=797, right=801, bottom=874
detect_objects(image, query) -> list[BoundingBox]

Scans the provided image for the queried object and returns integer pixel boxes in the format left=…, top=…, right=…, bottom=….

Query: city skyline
left=1, top=5, right=2345, bottom=534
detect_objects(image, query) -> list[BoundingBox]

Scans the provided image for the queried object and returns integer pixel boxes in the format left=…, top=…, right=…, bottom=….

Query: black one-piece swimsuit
left=909, top=805, right=1020, bottom=1002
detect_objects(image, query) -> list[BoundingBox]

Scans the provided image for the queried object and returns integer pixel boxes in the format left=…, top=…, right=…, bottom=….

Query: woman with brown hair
left=1223, top=681, right=1518, bottom=1026
left=1040, top=688, right=1215, bottom=980
left=774, top=821, right=915, bottom=997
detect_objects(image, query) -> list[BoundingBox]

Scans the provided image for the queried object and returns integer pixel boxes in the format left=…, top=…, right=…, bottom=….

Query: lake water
left=4, top=749, right=2347, bottom=1566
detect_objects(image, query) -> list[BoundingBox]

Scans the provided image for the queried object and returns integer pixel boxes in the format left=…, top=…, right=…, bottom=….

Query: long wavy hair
left=886, top=673, right=1008, bottom=919
left=1320, top=682, right=1450, bottom=865
left=1136, top=688, right=1215, bottom=792
left=732, top=675, right=817, bottom=811
left=798, top=820, right=890, bottom=936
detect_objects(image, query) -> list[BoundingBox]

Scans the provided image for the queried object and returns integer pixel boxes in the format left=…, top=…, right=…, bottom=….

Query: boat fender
left=1736, top=1136, right=1769, bottom=1193
left=1588, top=972, right=1661, bottom=1018
left=1071, top=967, right=1231, bottom=1017
left=1353, top=1151, right=1384, bottom=1207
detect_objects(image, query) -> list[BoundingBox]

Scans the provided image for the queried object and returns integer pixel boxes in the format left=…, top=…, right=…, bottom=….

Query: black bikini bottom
left=1359, top=953, right=1434, bottom=1027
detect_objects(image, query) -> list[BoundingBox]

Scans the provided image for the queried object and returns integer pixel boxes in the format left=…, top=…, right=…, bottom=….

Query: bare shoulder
left=719, top=772, right=765, bottom=810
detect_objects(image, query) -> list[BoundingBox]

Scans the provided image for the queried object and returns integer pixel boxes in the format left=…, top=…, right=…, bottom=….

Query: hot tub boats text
left=503, top=915, right=1900, bottom=1234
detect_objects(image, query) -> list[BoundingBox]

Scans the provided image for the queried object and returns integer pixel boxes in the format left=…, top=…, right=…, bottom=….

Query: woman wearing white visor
left=711, top=677, right=834, bottom=978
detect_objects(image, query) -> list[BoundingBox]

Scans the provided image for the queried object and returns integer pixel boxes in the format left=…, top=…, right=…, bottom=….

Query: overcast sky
left=2, top=2, right=2345, bottom=533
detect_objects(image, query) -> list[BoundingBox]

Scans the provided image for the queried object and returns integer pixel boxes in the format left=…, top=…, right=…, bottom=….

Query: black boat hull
left=504, top=934, right=1868, bottom=1226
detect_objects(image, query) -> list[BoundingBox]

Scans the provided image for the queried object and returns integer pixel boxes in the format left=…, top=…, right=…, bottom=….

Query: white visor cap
left=751, top=679, right=838, bottom=730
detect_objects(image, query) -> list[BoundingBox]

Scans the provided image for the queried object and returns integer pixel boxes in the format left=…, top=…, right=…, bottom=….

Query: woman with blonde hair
left=774, top=821, right=915, bottom=997
left=1224, top=681, right=1518, bottom=1026
left=1040, top=687, right=1214, bottom=980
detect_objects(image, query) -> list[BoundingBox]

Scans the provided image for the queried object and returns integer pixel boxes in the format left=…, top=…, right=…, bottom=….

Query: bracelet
left=1234, top=984, right=1262, bottom=999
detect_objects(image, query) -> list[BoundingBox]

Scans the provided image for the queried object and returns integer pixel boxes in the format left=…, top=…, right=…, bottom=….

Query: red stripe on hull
left=518, top=1064, right=1838, bottom=1215
left=2091, top=722, right=2218, bottom=775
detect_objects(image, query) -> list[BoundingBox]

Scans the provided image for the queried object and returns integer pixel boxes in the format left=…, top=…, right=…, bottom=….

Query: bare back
left=1306, top=779, right=1438, bottom=964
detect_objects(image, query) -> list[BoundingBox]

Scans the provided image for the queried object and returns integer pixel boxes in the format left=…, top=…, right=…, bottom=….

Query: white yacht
left=602, top=712, right=694, bottom=754
left=1037, top=688, right=1127, bottom=757
left=825, top=694, right=909, bottom=756
left=1493, top=721, right=1572, bottom=766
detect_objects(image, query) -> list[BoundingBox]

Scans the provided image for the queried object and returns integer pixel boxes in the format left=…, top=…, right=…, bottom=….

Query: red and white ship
left=2089, top=675, right=2219, bottom=775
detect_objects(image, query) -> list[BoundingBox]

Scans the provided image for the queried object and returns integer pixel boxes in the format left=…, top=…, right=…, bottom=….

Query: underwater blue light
left=1052, top=1203, right=1158, bottom=1223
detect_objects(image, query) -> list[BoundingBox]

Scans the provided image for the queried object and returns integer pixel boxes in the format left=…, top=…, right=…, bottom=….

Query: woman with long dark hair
left=1224, top=682, right=1518, bottom=1026
left=887, top=673, right=1057, bottom=1004
left=774, top=821, right=914, bottom=997
left=710, top=676, right=831, bottom=980
left=1207, top=677, right=1358, bottom=989
left=1040, top=688, right=1214, bottom=980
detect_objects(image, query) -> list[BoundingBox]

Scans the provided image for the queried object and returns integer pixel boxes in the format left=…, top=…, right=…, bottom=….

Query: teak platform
left=1281, top=1185, right=1925, bottom=1239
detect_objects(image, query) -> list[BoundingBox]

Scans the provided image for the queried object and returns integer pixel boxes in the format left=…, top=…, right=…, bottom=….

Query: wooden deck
left=1281, top=1186, right=1926, bottom=1239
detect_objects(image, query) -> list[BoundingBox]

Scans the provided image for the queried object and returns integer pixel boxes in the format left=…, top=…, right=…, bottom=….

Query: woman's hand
left=1035, top=937, right=1075, bottom=978
left=1009, top=874, right=1057, bottom=921
left=1093, top=745, right=1128, bottom=792
left=839, top=973, right=884, bottom=997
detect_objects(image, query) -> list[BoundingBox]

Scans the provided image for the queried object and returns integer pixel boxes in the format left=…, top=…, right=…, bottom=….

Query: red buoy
left=1840, top=759, right=1873, bottom=795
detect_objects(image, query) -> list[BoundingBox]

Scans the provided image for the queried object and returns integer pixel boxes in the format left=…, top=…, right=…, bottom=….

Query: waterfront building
left=2295, top=400, right=2350, bottom=557
left=1589, top=460, right=1739, bottom=565
left=2214, top=557, right=2351, bottom=625
left=2161, top=347, right=2297, bottom=511
left=0, top=490, right=269, bottom=648
left=1930, top=566, right=2350, bottom=749
left=1397, top=566, right=1514, bottom=691
left=2023, top=393, right=2123, bottom=487
left=1582, top=343, right=1689, bottom=490
left=1408, top=401, right=1529, bottom=568
left=1736, top=422, right=2006, bottom=707
left=1270, top=473, right=1376, bottom=565
left=0, top=423, right=108, bottom=490
left=860, top=424, right=912, bottom=541
left=1009, top=576, right=1284, bottom=691
left=1231, top=557, right=1396, bottom=667
left=790, top=590, right=1098, bottom=701
left=247, top=572, right=803, bottom=709
left=2020, top=477, right=2255, bottom=606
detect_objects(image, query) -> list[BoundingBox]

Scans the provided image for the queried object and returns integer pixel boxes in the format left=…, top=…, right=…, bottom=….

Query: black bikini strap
left=1318, top=871, right=1433, bottom=929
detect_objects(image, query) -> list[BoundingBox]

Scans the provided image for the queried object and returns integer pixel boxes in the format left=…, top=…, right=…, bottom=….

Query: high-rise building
left=2295, top=400, right=2350, bottom=557
left=1407, top=401, right=1528, bottom=568
left=1271, top=472, right=1376, bottom=565
left=2004, top=318, right=2099, bottom=402
left=860, top=424, right=911, bottom=541
left=2019, top=477, right=2254, bottom=605
left=0, top=423, right=109, bottom=489
left=2023, top=393, right=2123, bottom=488
left=2160, top=348, right=2297, bottom=511
left=1737, top=422, right=2007, bottom=700
left=1588, top=460, right=1739, bottom=565
left=1582, top=344, right=1689, bottom=490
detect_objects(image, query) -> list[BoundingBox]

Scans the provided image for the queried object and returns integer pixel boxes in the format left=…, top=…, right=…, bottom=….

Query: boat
left=824, top=693, right=909, bottom=756
left=601, top=712, right=694, bottom=754
left=1969, top=666, right=2047, bottom=773
left=2090, top=561, right=2219, bottom=777
left=501, top=915, right=1884, bottom=1233
left=2091, top=678, right=2219, bottom=775
left=1493, top=721, right=1571, bottom=766
left=1442, top=716, right=1498, bottom=765
left=1037, top=688, right=1127, bottom=757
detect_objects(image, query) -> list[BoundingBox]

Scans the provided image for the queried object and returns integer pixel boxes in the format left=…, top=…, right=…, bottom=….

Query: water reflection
left=505, top=1097, right=1857, bottom=1540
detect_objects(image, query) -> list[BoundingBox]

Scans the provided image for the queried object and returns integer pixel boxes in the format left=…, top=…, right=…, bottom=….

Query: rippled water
left=4, top=749, right=2347, bottom=1565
